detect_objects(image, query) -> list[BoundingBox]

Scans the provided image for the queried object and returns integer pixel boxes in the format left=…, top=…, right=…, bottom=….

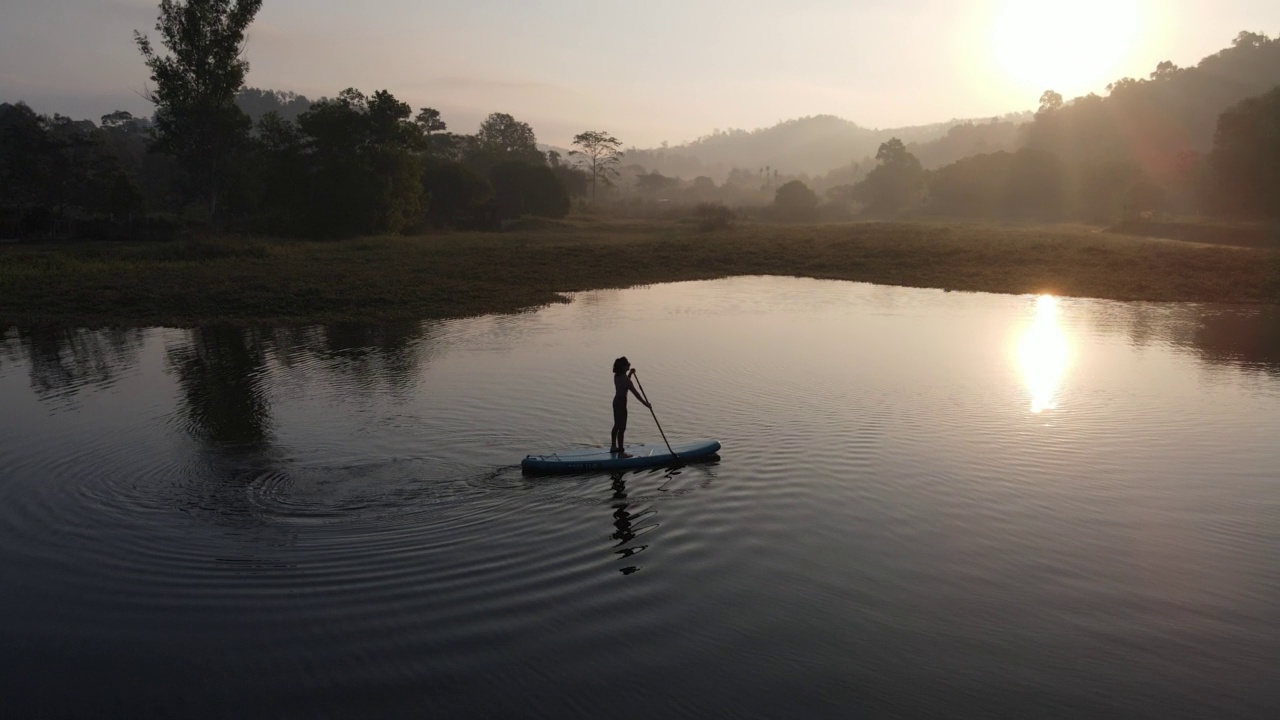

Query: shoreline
left=2, top=220, right=1277, bottom=327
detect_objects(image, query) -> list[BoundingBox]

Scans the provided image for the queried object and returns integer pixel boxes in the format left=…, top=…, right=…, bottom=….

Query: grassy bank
left=1, top=219, right=1277, bottom=326
left=1107, top=218, right=1280, bottom=249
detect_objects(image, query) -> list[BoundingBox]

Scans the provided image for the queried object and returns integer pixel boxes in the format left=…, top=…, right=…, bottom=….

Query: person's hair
left=612, top=356, right=630, bottom=374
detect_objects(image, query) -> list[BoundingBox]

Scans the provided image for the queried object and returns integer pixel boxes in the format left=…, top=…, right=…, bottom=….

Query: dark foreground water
left=1, top=277, right=1278, bottom=719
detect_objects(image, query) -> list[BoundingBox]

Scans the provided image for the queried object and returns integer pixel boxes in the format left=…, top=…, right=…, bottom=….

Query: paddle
left=630, top=369, right=678, bottom=460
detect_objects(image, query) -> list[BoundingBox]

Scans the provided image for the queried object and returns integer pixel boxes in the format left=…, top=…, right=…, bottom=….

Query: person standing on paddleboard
left=611, top=357, right=650, bottom=456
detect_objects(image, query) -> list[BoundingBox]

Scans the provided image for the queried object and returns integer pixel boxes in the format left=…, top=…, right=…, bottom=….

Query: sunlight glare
left=986, top=0, right=1148, bottom=101
left=1017, top=295, right=1069, bottom=414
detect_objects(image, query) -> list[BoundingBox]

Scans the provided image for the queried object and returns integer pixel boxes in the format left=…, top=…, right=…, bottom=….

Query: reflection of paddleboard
left=521, top=439, right=721, bottom=474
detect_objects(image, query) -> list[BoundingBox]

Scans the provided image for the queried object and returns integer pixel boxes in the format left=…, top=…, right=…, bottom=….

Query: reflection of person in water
left=611, top=475, right=638, bottom=547
left=610, top=472, right=652, bottom=575
left=610, top=357, right=649, bottom=457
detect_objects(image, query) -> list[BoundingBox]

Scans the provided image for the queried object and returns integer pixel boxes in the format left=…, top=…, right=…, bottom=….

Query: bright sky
left=2, top=0, right=1277, bottom=147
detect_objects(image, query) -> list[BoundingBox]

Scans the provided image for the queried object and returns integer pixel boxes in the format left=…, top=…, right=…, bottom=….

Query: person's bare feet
left=617, top=452, right=632, bottom=458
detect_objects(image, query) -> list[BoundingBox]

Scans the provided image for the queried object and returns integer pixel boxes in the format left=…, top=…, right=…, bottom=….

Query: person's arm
left=627, top=375, right=650, bottom=407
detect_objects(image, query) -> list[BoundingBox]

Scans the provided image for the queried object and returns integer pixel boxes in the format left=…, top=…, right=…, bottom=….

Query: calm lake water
left=1, top=276, right=1278, bottom=719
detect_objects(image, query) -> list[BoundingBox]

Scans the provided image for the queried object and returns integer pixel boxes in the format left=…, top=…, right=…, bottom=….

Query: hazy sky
left=2, top=0, right=1278, bottom=147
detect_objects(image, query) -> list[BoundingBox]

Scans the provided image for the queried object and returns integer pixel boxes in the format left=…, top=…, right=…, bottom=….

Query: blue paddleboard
left=521, top=439, right=721, bottom=474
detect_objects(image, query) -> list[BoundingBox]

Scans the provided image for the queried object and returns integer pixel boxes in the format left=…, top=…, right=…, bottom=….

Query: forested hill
left=218, top=31, right=1279, bottom=188
left=907, top=30, right=1280, bottom=176
left=1092, top=31, right=1280, bottom=151
left=626, top=31, right=1280, bottom=182
left=230, top=90, right=1027, bottom=180
left=1024, top=31, right=1280, bottom=173
left=624, top=114, right=1028, bottom=180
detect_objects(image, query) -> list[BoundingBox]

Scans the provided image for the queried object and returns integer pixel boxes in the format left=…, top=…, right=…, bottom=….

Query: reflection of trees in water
left=1, top=321, right=435, bottom=419
left=0, top=326, right=145, bottom=398
left=1109, top=303, right=1218, bottom=356
left=160, top=322, right=434, bottom=541
left=166, top=327, right=274, bottom=448
left=2, top=321, right=439, bottom=547
left=1107, top=303, right=1280, bottom=375
left=165, top=328, right=291, bottom=551
left=263, top=321, right=432, bottom=396
left=317, top=321, right=427, bottom=391
left=164, top=321, right=436, bottom=446
left=1192, top=309, right=1280, bottom=375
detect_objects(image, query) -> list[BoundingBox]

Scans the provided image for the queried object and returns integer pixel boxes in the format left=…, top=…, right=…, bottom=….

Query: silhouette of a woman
left=610, top=356, right=649, bottom=456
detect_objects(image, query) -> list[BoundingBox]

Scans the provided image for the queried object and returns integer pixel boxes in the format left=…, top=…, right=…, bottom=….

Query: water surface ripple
left=1, top=278, right=1278, bottom=719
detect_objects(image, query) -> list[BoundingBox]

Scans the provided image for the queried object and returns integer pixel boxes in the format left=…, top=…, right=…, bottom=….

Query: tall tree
left=569, top=130, right=623, bottom=202
left=100, top=110, right=136, bottom=129
left=415, top=107, right=449, bottom=157
left=852, top=137, right=925, bottom=215
left=415, top=108, right=447, bottom=135
left=773, top=179, right=818, bottom=220
left=295, top=88, right=424, bottom=237
left=366, top=90, right=418, bottom=147
left=875, top=137, right=910, bottom=165
left=1037, top=90, right=1064, bottom=116
left=468, top=112, right=543, bottom=170
left=135, top=0, right=263, bottom=226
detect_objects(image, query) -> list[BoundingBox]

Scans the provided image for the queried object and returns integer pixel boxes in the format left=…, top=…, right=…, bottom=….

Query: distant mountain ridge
left=231, top=88, right=1021, bottom=181
left=221, top=31, right=1279, bottom=187
left=624, top=31, right=1280, bottom=182
left=624, top=112, right=1031, bottom=180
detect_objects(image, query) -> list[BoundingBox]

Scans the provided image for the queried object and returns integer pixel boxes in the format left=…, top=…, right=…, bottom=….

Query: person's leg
left=611, top=402, right=624, bottom=452
left=616, top=407, right=630, bottom=457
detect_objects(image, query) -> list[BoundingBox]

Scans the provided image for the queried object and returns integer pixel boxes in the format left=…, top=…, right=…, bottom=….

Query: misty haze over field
left=3, top=1, right=1280, bottom=241
left=4, top=0, right=1279, bottom=148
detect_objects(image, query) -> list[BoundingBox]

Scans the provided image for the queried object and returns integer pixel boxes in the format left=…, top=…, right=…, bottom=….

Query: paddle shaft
left=630, top=370, right=678, bottom=459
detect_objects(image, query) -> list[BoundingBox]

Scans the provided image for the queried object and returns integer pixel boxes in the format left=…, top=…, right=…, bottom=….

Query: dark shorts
left=612, top=400, right=627, bottom=432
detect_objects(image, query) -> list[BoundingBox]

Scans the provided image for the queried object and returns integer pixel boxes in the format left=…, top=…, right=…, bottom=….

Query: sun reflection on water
left=1017, top=295, right=1070, bottom=413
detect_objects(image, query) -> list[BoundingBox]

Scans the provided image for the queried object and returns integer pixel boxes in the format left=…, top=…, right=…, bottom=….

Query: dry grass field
left=2, top=218, right=1277, bottom=326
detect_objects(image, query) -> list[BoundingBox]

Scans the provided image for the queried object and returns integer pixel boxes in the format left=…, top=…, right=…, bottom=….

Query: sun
left=985, top=0, right=1148, bottom=102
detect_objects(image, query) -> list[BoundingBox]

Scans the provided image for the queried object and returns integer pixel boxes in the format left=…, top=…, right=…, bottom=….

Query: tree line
left=1, top=0, right=1277, bottom=241
left=0, top=0, right=628, bottom=240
